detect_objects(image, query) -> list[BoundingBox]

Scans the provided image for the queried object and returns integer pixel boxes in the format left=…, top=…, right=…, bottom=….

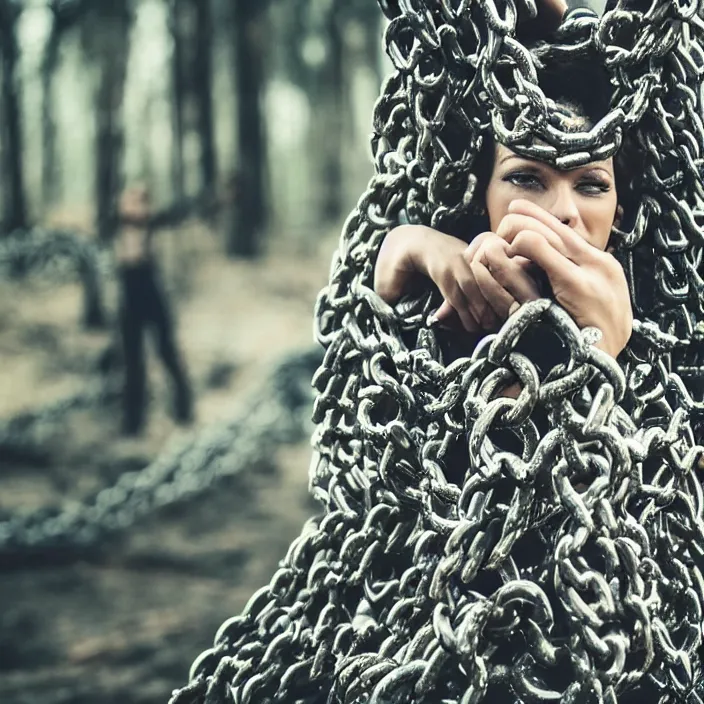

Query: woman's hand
left=374, top=225, right=479, bottom=331
left=498, top=199, right=633, bottom=358
left=434, top=230, right=542, bottom=329
left=374, top=224, right=541, bottom=333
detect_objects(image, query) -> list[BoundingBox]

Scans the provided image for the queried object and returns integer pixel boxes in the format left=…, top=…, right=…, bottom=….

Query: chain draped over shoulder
left=171, top=2, right=704, bottom=702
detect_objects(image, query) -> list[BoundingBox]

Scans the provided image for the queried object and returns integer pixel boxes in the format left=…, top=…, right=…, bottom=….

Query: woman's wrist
left=401, top=225, right=440, bottom=278
left=593, top=332, right=628, bottom=359
left=375, top=225, right=434, bottom=303
left=415, top=227, right=467, bottom=280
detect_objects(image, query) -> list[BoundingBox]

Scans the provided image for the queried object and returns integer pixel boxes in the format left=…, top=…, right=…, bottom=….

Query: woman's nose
left=547, top=184, right=580, bottom=229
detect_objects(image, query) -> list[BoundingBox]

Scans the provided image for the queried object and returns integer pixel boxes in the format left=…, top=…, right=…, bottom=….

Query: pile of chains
left=0, top=228, right=109, bottom=327
left=0, top=380, right=120, bottom=465
left=170, top=2, right=704, bottom=703
left=0, top=229, right=115, bottom=459
left=0, top=348, right=321, bottom=562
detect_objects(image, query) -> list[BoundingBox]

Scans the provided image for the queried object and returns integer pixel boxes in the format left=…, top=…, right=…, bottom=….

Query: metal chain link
left=0, top=349, right=321, bottom=563
left=168, top=1, right=704, bottom=703
left=0, top=380, right=120, bottom=465
left=0, top=228, right=110, bottom=327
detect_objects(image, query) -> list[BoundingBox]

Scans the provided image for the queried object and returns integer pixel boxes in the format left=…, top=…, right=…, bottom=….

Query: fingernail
left=509, top=301, right=521, bottom=316
left=427, top=314, right=439, bottom=327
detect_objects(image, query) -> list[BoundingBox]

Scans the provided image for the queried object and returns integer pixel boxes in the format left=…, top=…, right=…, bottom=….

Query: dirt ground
left=0, top=222, right=336, bottom=704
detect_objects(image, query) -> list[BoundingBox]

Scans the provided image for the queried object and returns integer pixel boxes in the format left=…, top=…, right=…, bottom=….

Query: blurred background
left=0, top=1, right=383, bottom=702
left=0, top=1, right=603, bottom=703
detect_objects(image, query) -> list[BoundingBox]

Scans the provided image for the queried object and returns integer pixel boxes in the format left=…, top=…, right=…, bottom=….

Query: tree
left=80, top=0, right=132, bottom=242
left=228, top=0, right=268, bottom=257
left=320, top=0, right=385, bottom=221
left=319, top=1, right=345, bottom=222
left=281, top=0, right=382, bottom=225
left=168, top=0, right=217, bottom=206
left=193, top=0, right=216, bottom=198
left=167, top=0, right=187, bottom=203
left=0, top=0, right=27, bottom=233
left=42, top=0, right=84, bottom=211
left=359, top=0, right=384, bottom=89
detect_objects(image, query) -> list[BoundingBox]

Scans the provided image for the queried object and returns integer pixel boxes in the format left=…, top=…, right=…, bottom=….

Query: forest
left=0, top=0, right=385, bottom=245
left=0, top=1, right=605, bottom=703
left=0, top=1, right=383, bottom=702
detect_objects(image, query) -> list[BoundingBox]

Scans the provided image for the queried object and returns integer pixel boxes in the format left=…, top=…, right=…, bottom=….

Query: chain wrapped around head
left=170, top=2, right=704, bottom=703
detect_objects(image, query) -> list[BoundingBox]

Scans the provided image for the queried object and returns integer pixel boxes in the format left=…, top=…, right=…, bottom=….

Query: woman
left=173, top=2, right=704, bottom=703
left=116, top=186, right=194, bottom=435
left=374, top=66, right=633, bottom=364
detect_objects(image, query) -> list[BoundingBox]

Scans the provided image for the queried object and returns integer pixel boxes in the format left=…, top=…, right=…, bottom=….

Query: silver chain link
left=0, top=227, right=113, bottom=283
left=0, top=349, right=320, bottom=562
left=0, top=228, right=110, bottom=326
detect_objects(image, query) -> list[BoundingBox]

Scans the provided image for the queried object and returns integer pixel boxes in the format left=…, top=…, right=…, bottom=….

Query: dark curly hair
left=486, top=54, right=643, bottom=217
left=469, top=50, right=643, bottom=230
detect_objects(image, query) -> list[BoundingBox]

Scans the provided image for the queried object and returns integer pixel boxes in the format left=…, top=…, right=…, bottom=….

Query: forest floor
left=0, top=220, right=337, bottom=704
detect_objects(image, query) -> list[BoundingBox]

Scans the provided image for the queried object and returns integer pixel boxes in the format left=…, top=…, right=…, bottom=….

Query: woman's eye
left=505, top=172, right=543, bottom=190
left=578, top=180, right=611, bottom=195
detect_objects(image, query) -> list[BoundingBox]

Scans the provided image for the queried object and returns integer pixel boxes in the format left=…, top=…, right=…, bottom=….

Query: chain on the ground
left=0, top=348, right=321, bottom=560
left=168, top=2, right=704, bottom=703
left=0, top=228, right=112, bottom=280
left=0, top=228, right=109, bottom=327
left=0, top=381, right=120, bottom=463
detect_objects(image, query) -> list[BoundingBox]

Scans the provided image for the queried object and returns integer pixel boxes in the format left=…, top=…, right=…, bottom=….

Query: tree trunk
left=41, top=8, right=62, bottom=211
left=193, top=0, right=216, bottom=199
left=228, top=0, right=267, bottom=258
left=0, top=2, right=27, bottom=233
left=364, top=7, right=384, bottom=89
left=88, top=3, right=131, bottom=242
left=319, top=6, right=345, bottom=223
left=95, top=71, right=124, bottom=242
left=168, top=0, right=186, bottom=203
left=79, top=253, right=106, bottom=329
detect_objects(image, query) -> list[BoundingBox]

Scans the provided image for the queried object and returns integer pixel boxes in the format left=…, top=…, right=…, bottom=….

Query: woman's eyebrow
left=579, top=166, right=614, bottom=179
left=498, top=154, right=532, bottom=166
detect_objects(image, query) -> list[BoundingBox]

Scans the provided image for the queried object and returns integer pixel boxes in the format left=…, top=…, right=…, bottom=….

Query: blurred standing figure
left=116, top=186, right=194, bottom=435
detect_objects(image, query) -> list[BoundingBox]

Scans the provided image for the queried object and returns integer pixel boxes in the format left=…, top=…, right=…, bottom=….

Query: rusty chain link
left=168, top=1, right=704, bottom=703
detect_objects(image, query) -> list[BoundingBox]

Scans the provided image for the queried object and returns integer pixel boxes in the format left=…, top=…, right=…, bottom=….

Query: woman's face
left=485, top=143, right=619, bottom=251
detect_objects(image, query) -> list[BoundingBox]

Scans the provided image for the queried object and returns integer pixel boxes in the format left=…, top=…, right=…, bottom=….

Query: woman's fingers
left=475, top=239, right=542, bottom=305
left=427, top=229, right=551, bottom=332
left=507, top=229, right=579, bottom=286
left=498, top=213, right=576, bottom=261
left=470, top=258, right=512, bottom=324
left=434, top=299, right=455, bottom=323
left=456, top=266, right=493, bottom=330
left=435, top=303, right=483, bottom=333
left=433, top=299, right=481, bottom=333
left=503, top=200, right=596, bottom=261
left=440, top=280, right=481, bottom=332
left=464, top=230, right=493, bottom=262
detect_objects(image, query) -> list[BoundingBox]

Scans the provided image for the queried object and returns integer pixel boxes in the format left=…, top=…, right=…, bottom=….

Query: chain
left=167, top=1, right=704, bottom=703
left=0, top=349, right=321, bottom=564
left=0, top=228, right=109, bottom=327
left=0, top=380, right=120, bottom=465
